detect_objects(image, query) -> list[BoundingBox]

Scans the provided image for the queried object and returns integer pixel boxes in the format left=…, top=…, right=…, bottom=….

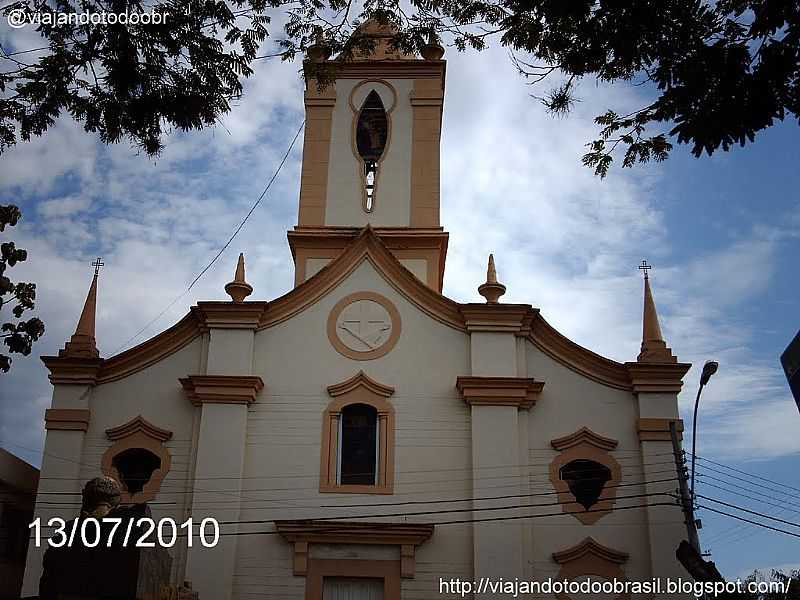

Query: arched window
left=101, top=415, right=172, bottom=504
left=559, top=459, right=612, bottom=510
left=320, top=371, right=395, bottom=494
left=112, top=448, right=162, bottom=495
left=338, top=404, right=379, bottom=485
left=549, top=427, right=621, bottom=524
left=355, top=90, right=388, bottom=213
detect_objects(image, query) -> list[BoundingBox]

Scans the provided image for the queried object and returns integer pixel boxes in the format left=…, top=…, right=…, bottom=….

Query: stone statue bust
left=80, top=475, right=122, bottom=518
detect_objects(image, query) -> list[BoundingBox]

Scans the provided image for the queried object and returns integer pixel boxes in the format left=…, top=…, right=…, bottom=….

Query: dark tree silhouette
left=2, top=0, right=797, bottom=174
left=0, top=205, right=44, bottom=373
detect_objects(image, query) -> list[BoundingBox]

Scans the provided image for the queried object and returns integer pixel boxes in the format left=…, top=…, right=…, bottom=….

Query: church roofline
left=53, top=228, right=687, bottom=393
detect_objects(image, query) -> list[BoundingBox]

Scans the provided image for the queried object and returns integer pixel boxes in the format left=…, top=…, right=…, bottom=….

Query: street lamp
left=690, top=360, right=719, bottom=500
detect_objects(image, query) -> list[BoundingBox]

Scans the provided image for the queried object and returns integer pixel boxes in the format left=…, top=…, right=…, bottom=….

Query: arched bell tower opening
left=290, top=19, right=449, bottom=292
left=355, top=90, right=389, bottom=213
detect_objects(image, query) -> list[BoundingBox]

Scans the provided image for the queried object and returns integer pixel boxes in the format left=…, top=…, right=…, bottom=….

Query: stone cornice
left=625, top=362, right=691, bottom=394
left=275, top=520, right=434, bottom=546
left=179, top=375, right=264, bottom=406
left=44, top=408, right=90, bottom=431
left=637, top=418, right=684, bottom=442
left=41, top=356, right=102, bottom=386
left=459, top=304, right=535, bottom=334
left=194, top=301, right=269, bottom=330
left=455, top=376, right=544, bottom=409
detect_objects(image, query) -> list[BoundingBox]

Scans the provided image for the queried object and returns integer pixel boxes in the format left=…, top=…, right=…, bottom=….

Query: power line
left=696, top=494, right=800, bottom=530
left=32, top=477, right=681, bottom=510
left=33, top=501, right=678, bottom=537
left=691, top=453, right=800, bottom=495
left=698, top=505, right=800, bottom=541
left=110, top=118, right=304, bottom=354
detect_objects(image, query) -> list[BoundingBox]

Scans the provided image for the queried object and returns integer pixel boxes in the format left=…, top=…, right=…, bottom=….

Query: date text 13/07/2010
left=29, top=517, right=220, bottom=549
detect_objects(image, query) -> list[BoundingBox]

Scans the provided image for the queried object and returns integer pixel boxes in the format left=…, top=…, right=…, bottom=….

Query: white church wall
left=325, top=78, right=413, bottom=227
left=523, top=340, right=655, bottom=584
left=238, top=259, right=473, bottom=599
left=79, top=338, right=204, bottom=584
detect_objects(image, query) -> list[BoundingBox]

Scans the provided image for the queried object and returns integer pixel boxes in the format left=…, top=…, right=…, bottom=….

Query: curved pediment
left=550, top=427, right=619, bottom=452
left=86, top=227, right=644, bottom=392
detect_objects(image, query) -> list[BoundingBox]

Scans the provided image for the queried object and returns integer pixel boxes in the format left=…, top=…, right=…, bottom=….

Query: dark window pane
left=112, top=448, right=161, bottom=494
left=559, top=459, right=612, bottom=510
left=340, top=404, right=378, bottom=485
left=356, top=90, right=388, bottom=213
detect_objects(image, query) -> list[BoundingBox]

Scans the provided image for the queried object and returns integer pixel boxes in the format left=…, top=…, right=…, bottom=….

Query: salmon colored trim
left=327, top=291, right=402, bottom=361
left=527, top=312, right=633, bottom=390
left=410, top=76, right=444, bottom=227
left=551, top=427, right=619, bottom=452
left=105, top=415, right=173, bottom=442
left=327, top=370, right=395, bottom=398
left=298, top=81, right=336, bottom=227
left=179, top=375, right=264, bottom=406
left=549, top=429, right=622, bottom=525
left=288, top=225, right=448, bottom=291
left=626, top=362, right=691, bottom=394
left=101, top=418, right=173, bottom=505
left=314, top=60, right=446, bottom=80
left=455, top=376, right=544, bottom=409
left=44, top=408, right=90, bottom=431
left=275, top=519, right=433, bottom=583
left=41, top=356, right=102, bottom=386
left=320, top=371, right=396, bottom=494
left=637, top=418, right=684, bottom=442
left=271, top=227, right=461, bottom=329
left=552, top=537, right=630, bottom=600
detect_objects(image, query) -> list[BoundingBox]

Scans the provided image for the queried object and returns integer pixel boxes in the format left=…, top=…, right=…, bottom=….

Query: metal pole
left=690, top=383, right=704, bottom=500
left=670, top=420, right=701, bottom=552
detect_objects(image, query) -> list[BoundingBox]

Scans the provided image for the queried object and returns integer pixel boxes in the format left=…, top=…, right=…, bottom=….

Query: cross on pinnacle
left=91, top=257, right=104, bottom=277
left=638, top=260, right=652, bottom=279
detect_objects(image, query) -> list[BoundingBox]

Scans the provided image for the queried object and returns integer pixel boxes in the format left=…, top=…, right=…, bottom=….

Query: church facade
left=24, top=23, right=694, bottom=600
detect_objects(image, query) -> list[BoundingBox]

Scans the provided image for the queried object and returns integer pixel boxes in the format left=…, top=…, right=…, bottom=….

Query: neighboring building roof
left=0, top=448, right=39, bottom=494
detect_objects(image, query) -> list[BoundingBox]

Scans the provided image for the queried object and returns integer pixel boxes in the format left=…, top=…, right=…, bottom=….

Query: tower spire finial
left=637, top=261, right=676, bottom=363
left=478, top=253, right=506, bottom=304
left=225, top=253, right=253, bottom=302
left=61, top=259, right=102, bottom=358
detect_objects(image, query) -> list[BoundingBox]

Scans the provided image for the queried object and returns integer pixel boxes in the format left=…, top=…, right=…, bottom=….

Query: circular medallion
left=327, top=292, right=401, bottom=360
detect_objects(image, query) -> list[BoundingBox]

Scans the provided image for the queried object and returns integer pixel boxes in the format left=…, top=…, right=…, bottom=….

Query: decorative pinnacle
left=636, top=262, right=677, bottom=363
left=61, top=260, right=101, bottom=358
left=478, top=253, right=506, bottom=304
left=224, top=253, right=253, bottom=303
left=421, top=31, right=445, bottom=60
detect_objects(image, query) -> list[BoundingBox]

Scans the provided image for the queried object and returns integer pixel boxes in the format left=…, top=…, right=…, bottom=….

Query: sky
left=1, top=21, right=799, bottom=579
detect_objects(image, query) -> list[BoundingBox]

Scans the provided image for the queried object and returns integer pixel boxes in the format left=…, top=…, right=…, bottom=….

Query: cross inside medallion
left=338, top=300, right=392, bottom=351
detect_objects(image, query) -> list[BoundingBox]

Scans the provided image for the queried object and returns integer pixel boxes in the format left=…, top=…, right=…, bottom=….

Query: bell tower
left=289, top=21, right=449, bottom=291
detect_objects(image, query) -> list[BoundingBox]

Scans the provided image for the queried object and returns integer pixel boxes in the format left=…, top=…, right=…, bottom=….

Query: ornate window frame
left=101, top=415, right=173, bottom=504
left=349, top=80, right=397, bottom=214
left=549, top=427, right=621, bottom=525
left=552, top=537, right=629, bottom=600
left=320, top=371, right=395, bottom=494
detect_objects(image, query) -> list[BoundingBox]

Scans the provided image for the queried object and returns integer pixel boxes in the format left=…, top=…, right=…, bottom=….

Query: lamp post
left=690, top=360, right=719, bottom=500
